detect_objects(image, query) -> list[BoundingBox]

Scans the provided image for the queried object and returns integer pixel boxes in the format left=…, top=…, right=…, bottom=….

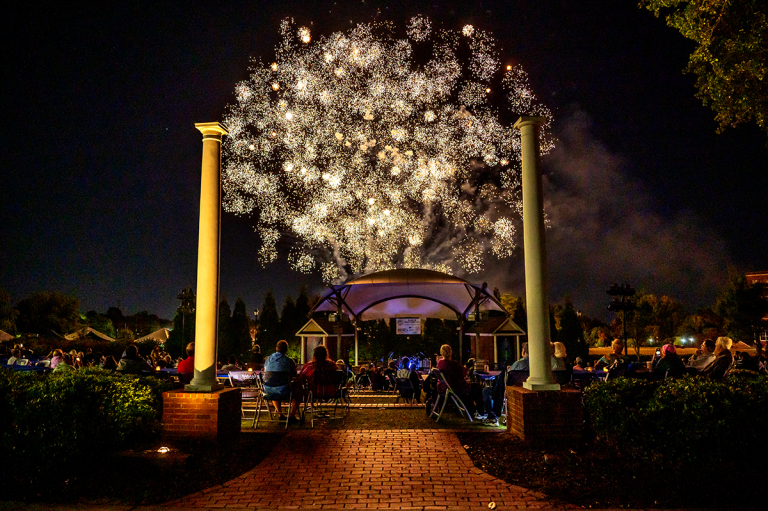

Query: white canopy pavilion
left=307, top=268, right=516, bottom=365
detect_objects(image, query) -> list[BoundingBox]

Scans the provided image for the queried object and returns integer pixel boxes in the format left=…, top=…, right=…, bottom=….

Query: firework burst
left=222, top=17, right=552, bottom=282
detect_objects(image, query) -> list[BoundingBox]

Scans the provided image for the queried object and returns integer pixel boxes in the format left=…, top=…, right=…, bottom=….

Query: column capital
left=513, top=116, right=546, bottom=130
left=195, top=122, right=229, bottom=141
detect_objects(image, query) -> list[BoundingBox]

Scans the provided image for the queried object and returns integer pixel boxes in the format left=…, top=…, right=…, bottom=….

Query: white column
left=300, top=336, right=306, bottom=364
left=493, top=335, right=498, bottom=364
left=187, top=122, right=228, bottom=392
left=514, top=116, right=559, bottom=391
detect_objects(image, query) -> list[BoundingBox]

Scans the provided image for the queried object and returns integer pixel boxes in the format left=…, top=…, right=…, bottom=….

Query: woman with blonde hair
left=552, top=342, right=567, bottom=371
left=436, top=344, right=485, bottom=418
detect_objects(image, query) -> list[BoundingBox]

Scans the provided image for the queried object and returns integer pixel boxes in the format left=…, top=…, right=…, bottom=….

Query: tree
left=279, top=295, right=299, bottom=344
left=15, top=292, right=81, bottom=335
left=714, top=275, right=768, bottom=344
left=230, top=298, right=252, bottom=359
left=85, top=310, right=116, bottom=338
left=257, top=290, right=280, bottom=354
left=217, top=298, right=233, bottom=361
left=0, top=289, right=17, bottom=335
left=554, top=300, right=588, bottom=361
left=641, top=0, right=768, bottom=136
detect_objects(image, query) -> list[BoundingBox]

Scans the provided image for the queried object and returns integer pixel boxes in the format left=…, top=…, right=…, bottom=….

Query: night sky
left=2, top=0, right=766, bottom=322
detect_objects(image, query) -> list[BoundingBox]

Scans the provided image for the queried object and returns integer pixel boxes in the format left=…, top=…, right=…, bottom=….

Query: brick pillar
left=506, top=386, right=583, bottom=442
left=162, top=387, right=241, bottom=439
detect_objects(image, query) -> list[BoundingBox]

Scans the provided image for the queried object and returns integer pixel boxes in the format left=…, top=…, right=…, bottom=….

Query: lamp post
left=607, top=284, right=636, bottom=356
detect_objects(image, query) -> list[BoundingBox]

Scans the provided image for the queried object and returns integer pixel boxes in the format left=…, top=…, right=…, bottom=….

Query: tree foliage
left=714, top=275, right=768, bottom=343
left=0, top=289, right=17, bottom=335
left=257, top=290, right=280, bottom=353
left=230, top=298, right=252, bottom=359
left=15, top=292, right=81, bottom=335
left=641, top=0, right=768, bottom=136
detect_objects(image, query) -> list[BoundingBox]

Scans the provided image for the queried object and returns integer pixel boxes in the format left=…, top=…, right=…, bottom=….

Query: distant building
left=746, top=271, right=768, bottom=344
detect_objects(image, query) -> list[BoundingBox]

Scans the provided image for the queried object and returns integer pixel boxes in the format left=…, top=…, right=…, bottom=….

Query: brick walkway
left=168, top=430, right=572, bottom=510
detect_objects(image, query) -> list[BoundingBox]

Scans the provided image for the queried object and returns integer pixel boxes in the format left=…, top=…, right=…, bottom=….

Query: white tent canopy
left=309, top=268, right=510, bottom=365
left=311, top=268, right=506, bottom=321
left=135, top=327, right=171, bottom=344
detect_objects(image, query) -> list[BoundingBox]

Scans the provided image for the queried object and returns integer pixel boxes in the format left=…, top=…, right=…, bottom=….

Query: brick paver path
left=168, top=430, right=572, bottom=510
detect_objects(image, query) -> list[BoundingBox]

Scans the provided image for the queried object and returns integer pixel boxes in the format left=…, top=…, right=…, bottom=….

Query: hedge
left=0, top=368, right=173, bottom=480
left=583, top=373, right=768, bottom=468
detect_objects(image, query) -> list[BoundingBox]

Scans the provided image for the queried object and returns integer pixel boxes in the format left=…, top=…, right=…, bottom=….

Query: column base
left=184, top=382, right=224, bottom=392
left=523, top=381, right=561, bottom=391
left=506, top=387, right=583, bottom=443
left=162, top=387, right=241, bottom=440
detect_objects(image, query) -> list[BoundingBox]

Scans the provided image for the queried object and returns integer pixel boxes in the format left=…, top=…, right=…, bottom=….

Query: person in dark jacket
left=701, top=337, right=734, bottom=381
left=653, top=343, right=686, bottom=378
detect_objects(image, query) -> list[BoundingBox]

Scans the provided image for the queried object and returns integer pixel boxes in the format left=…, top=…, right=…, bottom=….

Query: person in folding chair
left=288, top=344, right=339, bottom=424
left=396, top=356, right=422, bottom=403
left=262, top=340, right=297, bottom=422
left=435, top=344, right=485, bottom=419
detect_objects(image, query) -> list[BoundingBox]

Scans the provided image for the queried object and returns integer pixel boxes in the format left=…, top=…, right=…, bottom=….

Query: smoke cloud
left=481, top=109, right=731, bottom=317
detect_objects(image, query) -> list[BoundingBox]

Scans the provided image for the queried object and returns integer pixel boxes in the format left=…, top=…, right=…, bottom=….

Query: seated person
left=355, top=366, right=371, bottom=387
left=116, top=344, right=147, bottom=374
left=221, top=354, right=242, bottom=372
left=594, top=339, right=625, bottom=371
left=263, top=340, right=297, bottom=419
left=50, top=349, right=64, bottom=369
left=54, top=354, right=74, bottom=372
left=509, top=342, right=529, bottom=371
left=177, top=342, right=195, bottom=383
left=688, top=338, right=716, bottom=372
left=288, top=345, right=339, bottom=422
left=481, top=361, right=508, bottom=426
left=465, top=358, right=477, bottom=383
left=552, top=342, right=567, bottom=371
left=6, top=349, right=19, bottom=366
left=99, top=355, right=118, bottom=371
left=572, top=357, right=585, bottom=371
left=251, top=344, right=264, bottom=366
left=369, top=365, right=386, bottom=391
left=398, top=357, right=422, bottom=402
left=653, top=343, right=685, bottom=378
left=436, top=344, right=484, bottom=417
left=701, top=337, right=734, bottom=381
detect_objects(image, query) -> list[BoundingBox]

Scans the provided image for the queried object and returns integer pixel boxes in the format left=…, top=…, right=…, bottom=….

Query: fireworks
left=222, top=17, right=552, bottom=282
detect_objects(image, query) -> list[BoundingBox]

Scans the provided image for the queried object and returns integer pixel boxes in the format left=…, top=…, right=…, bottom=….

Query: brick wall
left=506, top=386, right=583, bottom=442
left=162, top=387, right=242, bottom=439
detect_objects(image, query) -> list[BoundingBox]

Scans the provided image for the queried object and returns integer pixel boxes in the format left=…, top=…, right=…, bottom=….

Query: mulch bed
left=459, top=432, right=766, bottom=509
left=1, top=433, right=282, bottom=505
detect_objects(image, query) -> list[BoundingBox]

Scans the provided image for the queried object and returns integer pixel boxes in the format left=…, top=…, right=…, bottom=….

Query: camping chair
left=429, top=370, right=473, bottom=423
left=385, top=373, right=397, bottom=393
left=228, top=370, right=261, bottom=427
left=498, top=370, right=509, bottom=425
left=259, top=371, right=293, bottom=429
left=395, top=374, right=416, bottom=404
left=304, top=369, right=347, bottom=427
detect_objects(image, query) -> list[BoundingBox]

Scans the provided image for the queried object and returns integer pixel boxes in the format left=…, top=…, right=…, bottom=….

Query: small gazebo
left=307, top=268, right=512, bottom=364
left=295, top=317, right=355, bottom=363
left=464, top=316, right=526, bottom=364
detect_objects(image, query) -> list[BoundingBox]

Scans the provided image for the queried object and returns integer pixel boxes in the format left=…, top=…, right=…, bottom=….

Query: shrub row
left=0, top=368, right=173, bottom=481
left=583, top=373, right=768, bottom=468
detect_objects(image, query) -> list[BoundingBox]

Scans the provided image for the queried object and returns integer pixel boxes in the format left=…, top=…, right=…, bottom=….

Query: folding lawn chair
left=228, top=370, right=261, bottom=427
left=429, top=370, right=473, bottom=423
left=304, top=369, right=347, bottom=427
left=259, top=370, right=293, bottom=429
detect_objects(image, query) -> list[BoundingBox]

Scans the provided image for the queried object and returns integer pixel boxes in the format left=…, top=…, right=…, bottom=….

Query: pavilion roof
left=310, top=268, right=506, bottom=321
